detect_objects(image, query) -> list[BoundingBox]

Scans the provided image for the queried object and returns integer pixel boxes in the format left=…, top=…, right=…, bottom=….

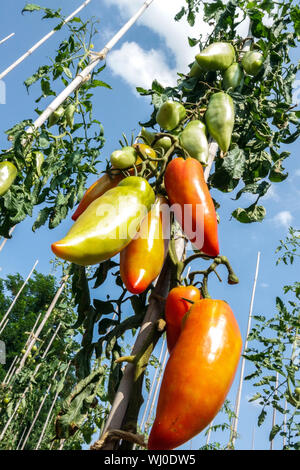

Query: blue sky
left=0, top=0, right=299, bottom=450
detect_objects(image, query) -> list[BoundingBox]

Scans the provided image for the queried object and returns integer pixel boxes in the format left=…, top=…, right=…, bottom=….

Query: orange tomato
left=120, top=197, right=167, bottom=294
left=165, top=285, right=201, bottom=352
left=164, top=157, right=219, bottom=257
left=148, top=299, right=242, bottom=450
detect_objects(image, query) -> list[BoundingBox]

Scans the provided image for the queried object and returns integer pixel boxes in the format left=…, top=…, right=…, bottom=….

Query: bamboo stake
left=7, top=316, right=62, bottom=384
left=2, top=355, right=17, bottom=385
left=283, top=399, right=287, bottom=448
left=6, top=322, right=61, bottom=387
left=58, top=439, right=66, bottom=450
left=0, top=323, right=61, bottom=441
left=25, top=311, right=43, bottom=347
left=229, top=251, right=261, bottom=448
left=20, top=366, right=61, bottom=450
left=0, top=0, right=92, bottom=80
left=0, top=226, right=16, bottom=254
left=0, top=318, right=9, bottom=337
left=0, top=33, right=15, bottom=46
left=205, top=419, right=214, bottom=447
left=270, top=371, right=279, bottom=450
left=0, top=259, right=39, bottom=334
left=252, top=425, right=255, bottom=450
left=35, top=361, right=71, bottom=450
left=30, top=0, right=155, bottom=131
left=16, top=426, right=28, bottom=450
left=16, top=276, right=68, bottom=373
left=144, top=346, right=169, bottom=433
left=2, top=311, right=42, bottom=385
left=139, top=337, right=167, bottom=432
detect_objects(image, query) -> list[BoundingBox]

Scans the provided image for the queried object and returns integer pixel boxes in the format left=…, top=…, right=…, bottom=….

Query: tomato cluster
left=49, top=40, right=261, bottom=450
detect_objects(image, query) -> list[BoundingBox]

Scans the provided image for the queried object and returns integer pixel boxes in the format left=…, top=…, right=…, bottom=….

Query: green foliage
left=0, top=10, right=109, bottom=237
left=244, top=228, right=300, bottom=449
left=139, top=0, right=300, bottom=223
left=0, top=271, right=58, bottom=381
left=0, top=268, right=85, bottom=450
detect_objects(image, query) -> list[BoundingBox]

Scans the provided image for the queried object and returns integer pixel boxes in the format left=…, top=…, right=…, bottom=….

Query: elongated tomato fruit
left=148, top=299, right=242, bottom=450
left=164, top=158, right=219, bottom=257
left=120, top=196, right=166, bottom=294
left=52, top=177, right=155, bottom=266
left=72, top=173, right=123, bottom=221
left=165, top=285, right=201, bottom=352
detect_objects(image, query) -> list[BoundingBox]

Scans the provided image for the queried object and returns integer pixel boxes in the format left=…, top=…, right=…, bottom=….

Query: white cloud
left=107, top=41, right=177, bottom=91
left=101, top=0, right=214, bottom=90
left=272, top=210, right=293, bottom=228
left=260, top=282, right=269, bottom=288
left=103, top=0, right=210, bottom=72
left=101, top=1, right=257, bottom=92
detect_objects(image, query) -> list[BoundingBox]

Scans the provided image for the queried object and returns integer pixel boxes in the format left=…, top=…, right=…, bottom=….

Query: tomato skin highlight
left=72, top=173, right=123, bottom=221
left=52, top=176, right=155, bottom=266
left=241, top=51, right=264, bottom=76
left=110, top=146, right=138, bottom=169
left=179, top=120, right=209, bottom=165
left=164, top=157, right=219, bottom=257
left=195, top=42, right=235, bottom=72
left=205, top=92, right=235, bottom=153
left=223, top=63, right=244, bottom=91
left=165, top=285, right=201, bottom=352
left=0, top=161, right=18, bottom=196
left=148, top=299, right=242, bottom=450
left=120, top=197, right=166, bottom=294
left=156, top=101, right=186, bottom=131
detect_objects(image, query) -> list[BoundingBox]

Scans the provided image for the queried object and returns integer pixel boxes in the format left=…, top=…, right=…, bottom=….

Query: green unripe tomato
left=110, top=146, right=138, bottom=169
left=32, top=345, right=38, bottom=352
left=140, top=127, right=154, bottom=145
left=188, top=61, right=203, bottom=78
left=65, top=103, right=76, bottom=129
left=223, top=63, right=244, bottom=91
left=154, top=136, right=172, bottom=153
left=196, top=42, right=235, bottom=72
left=3, top=397, right=10, bottom=404
left=156, top=101, right=186, bottom=131
left=21, top=349, right=26, bottom=355
left=34, top=151, right=44, bottom=177
left=241, top=51, right=264, bottom=76
left=295, top=387, right=300, bottom=397
left=179, top=120, right=209, bottom=165
left=0, top=161, right=18, bottom=196
left=140, top=128, right=172, bottom=154
left=48, top=106, right=65, bottom=128
left=205, top=92, right=235, bottom=153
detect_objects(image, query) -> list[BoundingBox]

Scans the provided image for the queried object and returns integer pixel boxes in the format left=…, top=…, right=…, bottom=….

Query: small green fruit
left=241, top=51, right=264, bottom=76
left=110, top=146, right=138, bottom=169
left=156, top=101, right=186, bottom=131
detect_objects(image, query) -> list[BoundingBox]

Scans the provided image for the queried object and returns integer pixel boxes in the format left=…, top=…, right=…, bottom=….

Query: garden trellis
left=0, top=259, right=39, bottom=334
left=229, top=251, right=261, bottom=448
left=0, top=33, right=15, bottom=47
